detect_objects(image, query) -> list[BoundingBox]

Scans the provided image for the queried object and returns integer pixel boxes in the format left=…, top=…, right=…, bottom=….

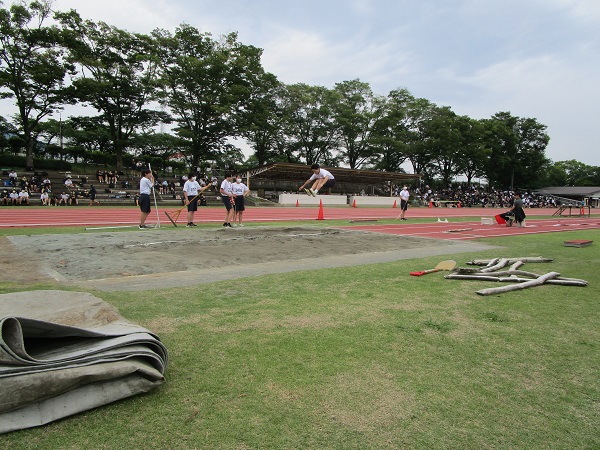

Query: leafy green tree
left=371, top=88, right=413, bottom=172
left=403, top=96, right=437, bottom=182
left=154, top=25, right=267, bottom=169
left=454, top=117, right=490, bottom=186
left=0, top=115, right=16, bottom=152
left=0, top=0, right=75, bottom=169
left=332, top=79, right=385, bottom=169
left=424, top=106, right=463, bottom=188
left=483, top=112, right=550, bottom=190
left=64, top=116, right=113, bottom=155
left=239, top=73, right=287, bottom=166
left=540, top=162, right=568, bottom=186
left=133, top=131, right=188, bottom=173
left=552, top=160, right=599, bottom=186
left=279, top=83, right=340, bottom=165
left=57, top=11, right=166, bottom=171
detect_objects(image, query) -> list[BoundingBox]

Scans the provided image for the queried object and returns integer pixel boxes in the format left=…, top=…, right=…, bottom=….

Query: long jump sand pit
left=5, top=226, right=497, bottom=291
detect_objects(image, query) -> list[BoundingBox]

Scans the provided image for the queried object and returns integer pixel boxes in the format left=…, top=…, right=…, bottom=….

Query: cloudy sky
left=7, top=0, right=600, bottom=165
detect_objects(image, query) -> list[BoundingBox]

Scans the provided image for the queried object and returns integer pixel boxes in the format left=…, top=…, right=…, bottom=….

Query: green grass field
left=1, top=223, right=599, bottom=449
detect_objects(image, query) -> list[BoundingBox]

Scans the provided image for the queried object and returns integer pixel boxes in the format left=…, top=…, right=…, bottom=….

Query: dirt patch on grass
left=0, top=237, right=55, bottom=285
left=7, top=226, right=496, bottom=291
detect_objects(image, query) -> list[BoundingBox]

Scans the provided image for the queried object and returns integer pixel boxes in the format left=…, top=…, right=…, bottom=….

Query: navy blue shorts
left=221, top=195, right=233, bottom=211
left=187, top=196, right=198, bottom=212
left=322, top=179, right=336, bottom=188
left=234, top=196, right=245, bottom=212
left=400, top=199, right=408, bottom=211
left=139, top=193, right=151, bottom=213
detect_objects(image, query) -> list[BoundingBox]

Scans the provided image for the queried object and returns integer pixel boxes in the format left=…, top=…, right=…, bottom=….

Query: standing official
left=399, top=185, right=410, bottom=220
left=139, top=169, right=154, bottom=229
left=183, top=172, right=201, bottom=227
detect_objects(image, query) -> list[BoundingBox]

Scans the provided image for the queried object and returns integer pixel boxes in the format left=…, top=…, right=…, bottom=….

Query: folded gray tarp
left=0, top=290, right=168, bottom=434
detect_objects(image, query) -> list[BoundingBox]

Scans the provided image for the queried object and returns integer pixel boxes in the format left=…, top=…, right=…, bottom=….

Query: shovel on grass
left=410, top=260, right=456, bottom=276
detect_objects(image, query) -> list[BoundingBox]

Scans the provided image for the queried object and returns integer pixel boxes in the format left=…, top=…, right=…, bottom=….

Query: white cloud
left=52, top=0, right=180, bottom=33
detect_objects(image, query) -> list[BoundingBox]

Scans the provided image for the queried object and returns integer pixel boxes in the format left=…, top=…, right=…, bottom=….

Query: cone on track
left=317, top=199, right=324, bottom=220
left=437, top=218, right=442, bottom=222
left=393, top=200, right=397, bottom=208
left=444, top=218, right=448, bottom=223
left=457, top=202, right=462, bottom=208
left=296, top=199, right=299, bottom=207
left=429, top=200, right=433, bottom=208
left=352, top=199, right=357, bottom=208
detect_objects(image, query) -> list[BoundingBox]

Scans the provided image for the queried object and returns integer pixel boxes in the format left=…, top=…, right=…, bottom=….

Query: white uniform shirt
left=309, top=168, right=334, bottom=181
left=231, top=182, right=249, bottom=196
left=183, top=179, right=201, bottom=197
left=220, top=179, right=233, bottom=197
left=400, top=188, right=410, bottom=201
left=140, top=177, right=153, bottom=195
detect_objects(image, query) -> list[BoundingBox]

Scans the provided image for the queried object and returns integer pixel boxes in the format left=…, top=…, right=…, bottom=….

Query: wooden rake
left=164, top=185, right=212, bottom=227
left=410, top=260, right=456, bottom=276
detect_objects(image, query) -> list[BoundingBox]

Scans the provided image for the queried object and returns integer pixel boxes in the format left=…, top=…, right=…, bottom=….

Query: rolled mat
left=0, top=290, right=168, bottom=434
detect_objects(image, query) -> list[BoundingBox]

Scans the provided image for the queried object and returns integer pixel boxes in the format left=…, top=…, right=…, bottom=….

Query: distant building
left=536, top=186, right=600, bottom=208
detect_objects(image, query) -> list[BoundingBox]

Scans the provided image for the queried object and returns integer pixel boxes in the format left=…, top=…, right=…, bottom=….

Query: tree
left=278, top=83, right=339, bottom=165
left=424, top=106, right=462, bottom=188
left=57, top=11, right=166, bottom=171
left=239, top=73, right=287, bottom=166
left=332, top=79, right=385, bottom=169
left=371, top=88, right=413, bottom=173
left=0, top=115, right=16, bottom=152
left=155, top=25, right=267, bottom=169
left=403, top=96, right=437, bottom=182
left=0, top=0, right=75, bottom=169
left=483, top=112, right=550, bottom=190
left=551, top=160, right=600, bottom=186
left=454, top=117, right=490, bottom=186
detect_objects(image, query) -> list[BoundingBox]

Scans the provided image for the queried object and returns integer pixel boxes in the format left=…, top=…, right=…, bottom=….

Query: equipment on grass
left=164, top=185, right=212, bottom=227
left=410, top=260, right=456, bottom=277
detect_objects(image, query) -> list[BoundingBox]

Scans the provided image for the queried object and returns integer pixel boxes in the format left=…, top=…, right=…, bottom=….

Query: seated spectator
left=64, top=176, right=73, bottom=188
left=70, top=191, right=79, bottom=206
left=42, top=177, right=51, bottom=188
left=8, top=170, right=17, bottom=186
left=40, top=189, right=49, bottom=206
left=1, top=189, right=8, bottom=205
left=18, top=188, right=30, bottom=205
left=9, top=189, right=19, bottom=205
left=59, top=191, right=69, bottom=205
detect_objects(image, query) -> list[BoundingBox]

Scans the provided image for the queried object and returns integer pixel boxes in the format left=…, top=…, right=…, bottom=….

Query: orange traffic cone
left=429, top=200, right=433, bottom=208
left=352, top=199, right=357, bottom=208
left=296, top=199, right=299, bottom=207
left=393, top=200, right=397, bottom=208
left=317, top=199, right=324, bottom=220
left=457, top=201, right=462, bottom=208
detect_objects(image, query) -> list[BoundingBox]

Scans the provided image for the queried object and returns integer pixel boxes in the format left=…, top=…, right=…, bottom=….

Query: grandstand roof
left=537, top=186, right=600, bottom=198
left=238, top=163, right=420, bottom=185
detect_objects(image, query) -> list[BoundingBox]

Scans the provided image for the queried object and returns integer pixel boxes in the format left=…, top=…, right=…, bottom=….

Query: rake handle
left=410, top=268, right=442, bottom=276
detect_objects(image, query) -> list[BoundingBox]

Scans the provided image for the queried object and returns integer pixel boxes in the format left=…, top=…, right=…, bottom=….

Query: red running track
left=339, top=217, right=600, bottom=240
left=0, top=206, right=597, bottom=240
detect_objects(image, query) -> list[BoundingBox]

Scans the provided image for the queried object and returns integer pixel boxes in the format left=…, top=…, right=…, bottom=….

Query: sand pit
left=5, top=226, right=497, bottom=291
